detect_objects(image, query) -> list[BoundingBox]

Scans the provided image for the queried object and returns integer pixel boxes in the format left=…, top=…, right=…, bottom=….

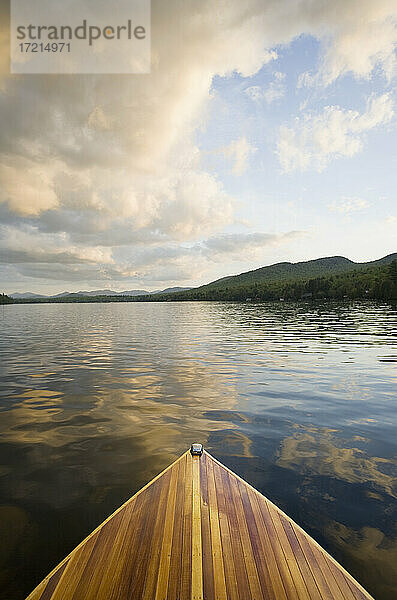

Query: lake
left=0, top=301, right=396, bottom=599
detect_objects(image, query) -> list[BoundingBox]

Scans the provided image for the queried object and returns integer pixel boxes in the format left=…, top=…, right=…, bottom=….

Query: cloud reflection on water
left=0, top=301, right=396, bottom=599
left=277, top=426, right=397, bottom=498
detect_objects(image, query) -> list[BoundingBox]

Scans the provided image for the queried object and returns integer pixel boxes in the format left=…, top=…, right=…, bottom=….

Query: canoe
left=26, top=445, right=374, bottom=600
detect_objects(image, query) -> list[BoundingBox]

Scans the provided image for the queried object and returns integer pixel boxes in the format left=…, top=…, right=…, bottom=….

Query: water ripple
left=0, top=300, right=396, bottom=599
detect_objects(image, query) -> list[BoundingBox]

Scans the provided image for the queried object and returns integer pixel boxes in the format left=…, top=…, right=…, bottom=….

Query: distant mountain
left=53, top=287, right=191, bottom=297
left=10, top=292, right=47, bottom=299
left=10, top=287, right=191, bottom=299
left=9, top=254, right=396, bottom=304
left=153, top=287, right=191, bottom=294
left=52, top=289, right=150, bottom=298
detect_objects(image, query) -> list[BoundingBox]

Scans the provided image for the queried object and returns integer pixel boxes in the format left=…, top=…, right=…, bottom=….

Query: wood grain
left=26, top=450, right=375, bottom=600
left=191, top=455, right=203, bottom=600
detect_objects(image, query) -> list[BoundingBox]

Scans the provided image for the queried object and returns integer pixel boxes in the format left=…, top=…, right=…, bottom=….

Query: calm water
left=0, top=301, right=396, bottom=599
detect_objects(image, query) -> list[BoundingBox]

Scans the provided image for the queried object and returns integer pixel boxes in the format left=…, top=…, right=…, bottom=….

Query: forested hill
left=142, top=255, right=397, bottom=303
left=5, top=254, right=397, bottom=304
left=197, top=253, right=397, bottom=292
left=155, top=260, right=396, bottom=302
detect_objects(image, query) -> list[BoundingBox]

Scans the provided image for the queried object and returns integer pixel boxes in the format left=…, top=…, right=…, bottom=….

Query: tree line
left=3, top=261, right=397, bottom=305
left=138, top=261, right=397, bottom=303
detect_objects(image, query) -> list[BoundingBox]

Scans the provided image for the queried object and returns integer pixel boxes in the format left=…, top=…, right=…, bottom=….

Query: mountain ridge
left=197, top=254, right=397, bottom=291
left=6, top=253, right=396, bottom=303
left=10, top=286, right=191, bottom=299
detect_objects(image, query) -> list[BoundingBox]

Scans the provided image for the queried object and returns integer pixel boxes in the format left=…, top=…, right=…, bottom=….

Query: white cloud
left=328, top=197, right=370, bottom=214
left=1, top=0, right=397, bottom=288
left=0, top=227, right=304, bottom=287
left=277, top=93, right=394, bottom=172
left=0, top=159, right=59, bottom=216
left=317, top=3, right=397, bottom=85
left=220, top=136, right=257, bottom=176
left=296, top=1, right=397, bottom=87
left=0, top=225, right=114, bottom=265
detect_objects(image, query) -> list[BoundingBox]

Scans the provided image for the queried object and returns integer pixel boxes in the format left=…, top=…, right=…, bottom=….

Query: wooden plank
left=328, top=561, right=361, bottom=600
left=200, top=453, right=215, bottom=600
left=257, top=495, right=300, bottom=600
left=219, top=463, right=252, bottom=599
left=207, top=451, right=374, bottom=600
left=227, top=473, right=264, bottom=600
left=191, top=455, right=203, bottom=600
left=167, top=453, right=186, bottom=599
left=118, top=482, right=158, bottom=599
left=280, top=514, right=323, bottom=600
left=26, top=452, right=188, bottom=600
left=246, top=487, right=288, bottom=600
left=180, top=453, right=192, bottom=600
left=345, top=577, right=373, bottom=600
left=25, top=449, right=375, bottom=600
left=261, top=497, right=374, bottom=600
left=294, top=524, right=339, bottom=600
left=94, top=500, right=141, bottom=599
left=155, top=459, right=180, bottom=600
left=50, top=530, right=100, bottom=599
left=72, top=499, right=137, bottom=599
left=265, top=499, right=312, bottom=600
left=212, top=460, right=239, bottom=600
left=37, top=561, right=70, bottom=600
left=206, top=456, right=228, bottom=600
left=238, top=482, right=278, bottom=600
left=69, top=480, right=156, bottom=599
left=309, top=543, right=349, bottom=600
left=142, top=468, right=173, bottom=599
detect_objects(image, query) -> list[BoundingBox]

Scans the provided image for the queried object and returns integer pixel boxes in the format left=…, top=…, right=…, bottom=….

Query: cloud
left=111, top=230, right=306, bottom=284
left=277, top=93, right=394, bottom=172
left=0, top=226, right=304, bottom=286
left=220, top=137, right=257, bottom=176
left=0, top=225, right=113, bottom=265
left=314, top=2, right=397, bottom=85
left=87, top=105, right=115, bottom=131
left=328, top=197, right=370, bottom=214
left=0, top=159, right=59, bottom=216
left=201, top=230, right=303, bottom=256
left=1, top=0, right=397, bottom=288
left=295, top=1, right=397, bottom=87
left=245, top=71, right=286, bottom=104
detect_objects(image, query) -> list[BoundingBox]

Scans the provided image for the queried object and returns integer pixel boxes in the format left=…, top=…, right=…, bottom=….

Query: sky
left=0, top=0, right=397, bottom=294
